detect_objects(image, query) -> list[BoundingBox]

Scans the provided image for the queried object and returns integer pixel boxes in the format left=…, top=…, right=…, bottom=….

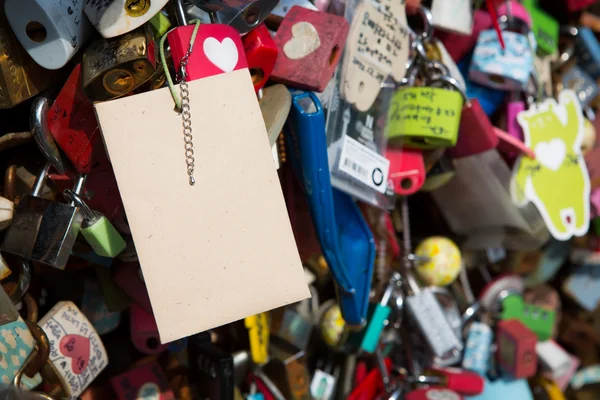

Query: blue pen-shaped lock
left=285, top=90, right=375, bottom=327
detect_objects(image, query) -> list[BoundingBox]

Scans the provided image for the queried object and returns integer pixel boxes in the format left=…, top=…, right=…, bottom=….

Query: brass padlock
left=0, top=2, right=58, bottom=108
left=82, top=26, right=157, bottom=102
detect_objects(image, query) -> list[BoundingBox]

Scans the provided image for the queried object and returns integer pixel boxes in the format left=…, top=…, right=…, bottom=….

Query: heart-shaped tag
left=283, top=22, right=321, bottom=60
left=203, top=37, right=239, bottom=72
left=60, top=334, right=91, bottom=375
left=534, top=138, right=566, bottom=171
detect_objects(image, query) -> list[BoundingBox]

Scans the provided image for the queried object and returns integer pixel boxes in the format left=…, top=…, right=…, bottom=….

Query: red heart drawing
left=59, top=334, right=91, bottom=375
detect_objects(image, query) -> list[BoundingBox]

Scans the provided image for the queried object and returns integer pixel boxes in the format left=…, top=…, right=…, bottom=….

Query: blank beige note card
left=95, top=69, right=310, bottom=343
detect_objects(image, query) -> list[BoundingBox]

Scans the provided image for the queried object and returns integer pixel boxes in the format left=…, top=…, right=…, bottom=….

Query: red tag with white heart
left=168, top=24, right=248, bottom=82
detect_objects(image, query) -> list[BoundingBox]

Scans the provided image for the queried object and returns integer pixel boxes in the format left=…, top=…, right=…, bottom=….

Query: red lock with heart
left=111, top=361, right=176, bottom=400
left=168, top=23, right=248, bottom=82
left=243, top=24, right=278, bottom=93
left=496, top=319, right=538, bottom=379
left=47, top=64, right=110, bottom=174
left=386, top=148, right=426, bottom=195
left=271, top=5, right=348, bottom=92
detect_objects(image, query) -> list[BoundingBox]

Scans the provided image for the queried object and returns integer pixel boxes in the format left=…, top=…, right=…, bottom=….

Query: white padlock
left=431, top=0, right=473, bottom=35
left=4, top=0, right=92, bottom=70
left=84, top=0, right=169, bottom=38
left=0, top=196, right=14, bottom=231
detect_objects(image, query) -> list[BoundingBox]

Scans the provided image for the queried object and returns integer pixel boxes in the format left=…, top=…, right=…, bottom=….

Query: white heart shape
left=283, top=21, right=321, bottom=60
left=534, top=138, right=566, bottom=171
left=203, top=37, right=238, bottom=72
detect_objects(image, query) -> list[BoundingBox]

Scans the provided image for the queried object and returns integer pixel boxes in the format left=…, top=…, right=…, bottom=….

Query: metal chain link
left=179, top=51, right=196, bottom=186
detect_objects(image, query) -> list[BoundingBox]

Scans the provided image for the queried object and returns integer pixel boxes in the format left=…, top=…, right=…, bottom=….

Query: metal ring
left=427, top=75, right=468, bottom=103
left=63, top=189, right=95, bottom=221
left=416, top=5, right=434, bottom=43
left=5, top=260, right=32, bottom=305
left=30, top=96, right=66, bottom=175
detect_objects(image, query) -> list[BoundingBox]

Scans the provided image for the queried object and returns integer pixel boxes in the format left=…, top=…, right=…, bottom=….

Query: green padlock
left=501, top=293, right=555, bottom=341
left=149, top=11, right=172, bottom=40
left=386, top=85, right=463, bottom=150
left=64, top=189, right=127, bottom=258
left=523, top=0, right=559, bottom=56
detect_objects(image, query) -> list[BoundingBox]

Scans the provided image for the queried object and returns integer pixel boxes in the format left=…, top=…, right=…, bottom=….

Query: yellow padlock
left=245, top=312, right=270, bottom=365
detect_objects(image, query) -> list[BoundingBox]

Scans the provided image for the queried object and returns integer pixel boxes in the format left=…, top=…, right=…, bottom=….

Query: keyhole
left=243, top=5, right=261, bottom=27
left=25, top=21, right=47, bottom=42
left=125, top=0, right=150, bottom=17
left=329, top=45, right=339, bottom=65
left=250, top=68, right=264, bottom=85
left=400, top=178, right=413, bottom=190
left=145, top=337, right=159, bottom=350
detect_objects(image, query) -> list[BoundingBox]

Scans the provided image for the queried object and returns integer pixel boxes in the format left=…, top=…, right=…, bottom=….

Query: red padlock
left=425, top=367, right=485, bottom=396
left=496, top=319, right=538, bottom=379
left=437, top=10, right=492, bottom=63
left=348, top=358, right=392, bottom=400
left=47, top=64, right=110, bottom=174
left=386, top=148, right=426, bottom=196
left=111, top=361, right=175, bottom=400
left=113, top=262, right=153, bottom=313
left=405, top=387, right=463, bottom=400
left=566, top=0, right=599, bottom=12
left=130, top=302, right=168, bottom=355
left=168, top=23, right=248, bottom=82
left=271, top=6, right=348, bottom=92
left=243, top=24, right=278, bottom=93
left=447, top=99, right=499, bottom=159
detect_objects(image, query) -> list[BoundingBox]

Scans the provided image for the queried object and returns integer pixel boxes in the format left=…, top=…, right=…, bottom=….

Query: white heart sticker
left=534, top=138, right=566, bottom=171
left=203, top=37, right=239, bottom=72
left=283, top=21, right=321, bottom=60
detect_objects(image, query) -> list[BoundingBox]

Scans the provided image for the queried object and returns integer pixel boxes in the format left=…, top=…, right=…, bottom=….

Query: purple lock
left=500, top=99, right=526, bottom=164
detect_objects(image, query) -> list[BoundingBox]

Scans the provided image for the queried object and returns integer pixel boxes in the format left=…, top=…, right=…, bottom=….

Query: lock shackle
left=2, top=282, right=38, bottom=322
left=3, top=260, right=32, bottom=305
left=427, top=75, right=467, bottom=103
left=30, top=96, right=67, bottom=176
left=424, top=60, right=450, bottom=82
left=414, top=5, right=434, bottom=44
left=63, top=189, right=96, bottom=222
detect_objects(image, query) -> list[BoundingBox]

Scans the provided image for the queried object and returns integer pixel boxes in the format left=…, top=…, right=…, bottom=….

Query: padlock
left=80, top=278, right=121, bottom=336
left=501, top=294, right=556, bottom=341
left=523, top=284, right=561, bottom=337
left=438, top=10, right=492, bottom=63
left=0, top=285, right=36, bottom=385
left=496, top=319, right=538, bottom=379
left=469, top=28, right=534, bottom=91
left=111, top=361, right=176, bottom=400
left=82, top=26, right=157, bottom=102
left=360, top=273, right=401, bottom=353
left=4, top=0, right=92, bottom=69
left=462, top=321, right=493, bottom=376
left=348, top=357, right=392, bottom=400
left=242, top=24, right=278, bottom=93
left=575, top=27, right=600, bottom=79
left=522, top=0, right=558, bottom=56
left=559, top=65, right=599, bottom=107
left=260, top=84, right=292, bottom=147
left=413, top=236, right=462, bottom=287
left=310, top=368, right=335, bottom=400
left=38, top=301, right=108, bottom=398
left=430, top=0, right=472, bottom=35
left=399, top=367, right=485, bottom=396
left=448, top=98, right=499, bottom=159
left=505, top=93, right=526, bottom=147
left=130, top=303, right=167, bottom=355
left=387, top=84, right=464, bottom=150
left=271, top=6, right=348, bottom=92
left=188, top=335, right=235, bottom=400
left=386, top=148, right=426, bottom=196
left=0, top=5, right=58, bottom=108
left=405, top=387, right=463, bottom=400
left=83, top=0, right=169, bottom=38
left=273, top=308, right=312, bottom=352
left=0, top=195, right=14, bottom=231
left=63, top=189, right=126, bottom=258
left=262, top=343, right=311, bottom=400
left=189, top=0, right=278, bottom=34
left=47, top=64, right=110, bottom=174
left=536, top=340, right=580, bottom=390
left=113, top=262, right=152, bottom=312
left=245, top=312, right=269, bottom=365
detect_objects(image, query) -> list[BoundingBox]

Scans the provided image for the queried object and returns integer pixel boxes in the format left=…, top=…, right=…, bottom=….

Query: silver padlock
left=1, top=97, right=84, bottom=270
left=4, top=0, right=92, bottom=69
left=186, top=0, right=277, bottom=34
left=84, top=0, right=169, bottom=38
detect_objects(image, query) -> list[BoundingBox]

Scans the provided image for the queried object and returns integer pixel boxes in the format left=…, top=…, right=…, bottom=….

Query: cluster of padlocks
left=3, top=0, right=600, bottom=398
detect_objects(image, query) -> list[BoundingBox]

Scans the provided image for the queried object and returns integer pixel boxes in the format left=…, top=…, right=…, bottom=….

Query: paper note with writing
left=39, top=301, right=108, bottom=398
left=94, top=69, right=310, bottom=343
left=386, top=87, right=463, bottom=149
left=341, top=0, right=410, bottom=111
left=431, top=0, right=473, bottom=35
left=511, top=90, right=591, bottom=241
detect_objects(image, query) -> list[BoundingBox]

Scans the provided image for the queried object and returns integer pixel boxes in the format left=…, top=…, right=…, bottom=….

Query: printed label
left=339, top=135, right=390, bottom=193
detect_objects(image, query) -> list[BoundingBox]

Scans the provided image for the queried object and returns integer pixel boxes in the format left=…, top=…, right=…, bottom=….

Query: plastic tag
left=339, top=135, right=390, bottom=194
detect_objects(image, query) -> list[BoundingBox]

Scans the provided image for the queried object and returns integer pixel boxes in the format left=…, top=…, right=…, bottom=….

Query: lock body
left=462, top=322, right=493, bottom=376
left=84, top=0, right=169, bottom=38
left=501, top=294, right=555, bottom=341
left=82, top=27, right=157, bottom=102
left=130, top=303, right=167, bottom=355
left=39, top=301, right=108, bottom=398
left=48, top=64, right=110, bottom=174
left=110, top=361, right=176, bottom=400
left=4, top=0, right=92, bottom=69
left=243, top=24, right=278, bottom=93
left=387, top=87, right=463, bottom=149
left=561, top=66, right=599, bottom=107
left=576, top=27, right=600, bottom=79
left=81, top=212, right=127, bottom=258
left=469, top=30, right=533, bottom=91
left=386, top=148, right=425, bottom=196
left=271, top=6, right=348, bottom=92
left=448, top=99, right=499, bottom=159
left=523, top=1, right=558, bottom=56
left=496, top=319, right=538, bottom=379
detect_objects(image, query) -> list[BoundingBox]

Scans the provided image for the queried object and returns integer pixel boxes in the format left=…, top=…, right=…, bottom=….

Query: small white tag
left=339, top=135, right=390, bottom=194
left=310, top=369, right=336, bottom=400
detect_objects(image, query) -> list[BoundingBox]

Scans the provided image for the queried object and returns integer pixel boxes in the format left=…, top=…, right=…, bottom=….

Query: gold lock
left=82, top=26, right=157, bottom=102
left=0, top=3, right=57, bottom=108
left=125, top=0, right=151, bottom=17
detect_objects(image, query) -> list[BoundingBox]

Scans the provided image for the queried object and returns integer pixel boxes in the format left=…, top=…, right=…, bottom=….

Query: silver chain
left=179, top=50, right=195, bottom=186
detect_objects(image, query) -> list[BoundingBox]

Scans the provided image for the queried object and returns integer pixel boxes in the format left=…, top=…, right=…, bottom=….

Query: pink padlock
left=130, top=303, right=168, bottom=355
left=496, top=0, right=532, bottom=27
left=437, top=10, right=492, bottom=63
left=386, top=148, right=425, bottom=196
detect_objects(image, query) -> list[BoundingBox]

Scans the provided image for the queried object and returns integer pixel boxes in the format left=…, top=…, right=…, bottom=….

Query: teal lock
left=64, top=189, right=126, bottom=258
left=360, top=273, right=401, bottom=353
left=500, top=293, right=555, bottom=341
